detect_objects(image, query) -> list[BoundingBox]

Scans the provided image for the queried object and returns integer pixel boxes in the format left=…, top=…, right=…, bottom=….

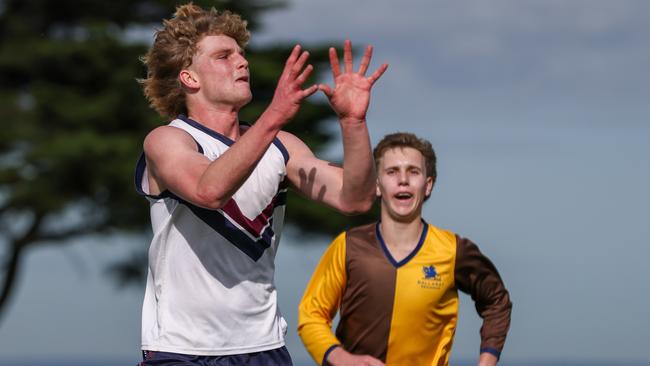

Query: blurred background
left=1, top=0, right=649, bottom=365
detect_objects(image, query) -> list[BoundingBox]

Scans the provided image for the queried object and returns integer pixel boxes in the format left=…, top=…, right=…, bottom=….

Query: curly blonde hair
left=140, top=3, right=250, bottom=118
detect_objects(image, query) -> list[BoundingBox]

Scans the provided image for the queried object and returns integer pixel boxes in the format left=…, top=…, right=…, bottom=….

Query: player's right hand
left=326, top=347, right=386, bottom=366
left=266, top=44, right=319, bottom=126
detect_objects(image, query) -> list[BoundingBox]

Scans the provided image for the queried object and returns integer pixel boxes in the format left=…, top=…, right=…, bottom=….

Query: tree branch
left=0, top=213, right=42, bottom=324
left=0, top=243, right=24, bottom=325
left=0, top=211, right=107, bottom=324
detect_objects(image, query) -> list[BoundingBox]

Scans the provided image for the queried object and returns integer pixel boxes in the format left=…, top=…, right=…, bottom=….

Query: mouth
left=394, top=192, right=413, bottom=202
left=235, top=75, right=249, bottom=83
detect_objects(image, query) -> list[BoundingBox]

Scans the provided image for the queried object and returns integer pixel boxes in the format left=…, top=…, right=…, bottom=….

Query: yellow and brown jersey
left=298, top=221, right=511, bottom=366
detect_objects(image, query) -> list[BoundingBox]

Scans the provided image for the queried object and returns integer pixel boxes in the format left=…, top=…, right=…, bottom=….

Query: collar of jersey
left=375, top=219, right=429, bottom=268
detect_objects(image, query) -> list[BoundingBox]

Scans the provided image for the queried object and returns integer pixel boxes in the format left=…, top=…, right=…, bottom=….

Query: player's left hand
left=318, top=39, right=388, bottom=124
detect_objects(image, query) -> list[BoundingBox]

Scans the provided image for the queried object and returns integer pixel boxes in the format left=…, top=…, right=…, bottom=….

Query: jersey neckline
left=375, top=219, right=429, bottom=268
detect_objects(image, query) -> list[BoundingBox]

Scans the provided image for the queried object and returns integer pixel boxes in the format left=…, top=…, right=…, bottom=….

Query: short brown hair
left=139, top=3, right=250, bottom=118
left=373, top=132, right=437, bottom=185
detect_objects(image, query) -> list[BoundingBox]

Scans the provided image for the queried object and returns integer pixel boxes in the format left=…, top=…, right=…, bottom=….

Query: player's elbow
left=195, top=185, right=229, bottom=210
left=338, top=196, right=375, bottom=215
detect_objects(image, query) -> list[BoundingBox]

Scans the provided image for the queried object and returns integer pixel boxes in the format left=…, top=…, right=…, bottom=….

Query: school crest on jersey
left=418, top=264, right=443, bottom=289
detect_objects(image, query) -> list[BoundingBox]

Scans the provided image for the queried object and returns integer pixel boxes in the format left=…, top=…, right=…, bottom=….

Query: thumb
left=318, top=83, right=333, bottom=98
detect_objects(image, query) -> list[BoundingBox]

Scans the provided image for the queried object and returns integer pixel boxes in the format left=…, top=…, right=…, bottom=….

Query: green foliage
left=0, top=0, right=379, bottom=311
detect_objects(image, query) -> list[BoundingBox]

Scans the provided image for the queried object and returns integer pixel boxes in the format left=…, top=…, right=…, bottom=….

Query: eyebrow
left=384, top=164, right=421, bottom=171
left=210, top=46, right=244, bottom=56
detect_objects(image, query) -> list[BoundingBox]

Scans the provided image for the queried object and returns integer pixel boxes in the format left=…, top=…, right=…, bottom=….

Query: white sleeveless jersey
left=135, top=115, right=289, bottom=355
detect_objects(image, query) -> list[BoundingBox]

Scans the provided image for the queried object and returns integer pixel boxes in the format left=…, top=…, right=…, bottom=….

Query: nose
left=398, top=171, right=409, bottom=185
left=235, top=53, right=248, bottom=69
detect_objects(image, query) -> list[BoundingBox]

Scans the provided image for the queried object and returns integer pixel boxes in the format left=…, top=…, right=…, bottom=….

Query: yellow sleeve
left=298, top=232, right=347, bottom=365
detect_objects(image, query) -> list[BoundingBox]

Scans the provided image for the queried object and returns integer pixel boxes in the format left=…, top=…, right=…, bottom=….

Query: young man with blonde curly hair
left=134, top=2, right=387, bottom=365
left=298, top=133, right=512, bottom=366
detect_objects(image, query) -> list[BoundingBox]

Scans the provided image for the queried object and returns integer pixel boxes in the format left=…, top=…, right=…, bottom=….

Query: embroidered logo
left=418, top=265, right=443, bottom=289
left=423, top=265, right=437, bottom=278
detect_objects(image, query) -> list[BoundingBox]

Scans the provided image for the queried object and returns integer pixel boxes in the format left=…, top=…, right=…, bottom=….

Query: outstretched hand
left=319, top=39, right=388, bottom=123
left=267, top=44, right=319, bottom=125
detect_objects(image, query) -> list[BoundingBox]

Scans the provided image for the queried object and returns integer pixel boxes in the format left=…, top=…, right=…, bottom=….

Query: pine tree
left=0, top=0, right=376, bottom=323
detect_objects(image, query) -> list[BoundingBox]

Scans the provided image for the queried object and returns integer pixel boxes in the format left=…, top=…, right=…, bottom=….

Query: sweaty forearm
left=339, top=119, right=375, bottom=213
left=196, top=116, right=282, bottom=208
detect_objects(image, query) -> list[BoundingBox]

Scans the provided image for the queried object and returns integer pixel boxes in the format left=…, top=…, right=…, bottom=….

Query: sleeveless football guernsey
left=135, top=115, right=290, bottom=355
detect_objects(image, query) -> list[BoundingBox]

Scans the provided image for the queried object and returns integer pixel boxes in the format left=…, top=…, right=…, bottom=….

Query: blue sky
left=1, top=1, right=649, bottom=364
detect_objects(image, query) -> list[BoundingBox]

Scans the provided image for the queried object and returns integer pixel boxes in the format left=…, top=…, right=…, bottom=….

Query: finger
left=329, top=47, right=341, bottom=79
left=367, top=63, right=389, bottom=85
left=318, top=83, right=333, bottom=98
left=358, top=44, right=373, bottom=75
left=343, top=39, right=353, bottom=73
left=301, top=84, right=319, bottom=98
left=291, top=51, right=310, bottom=78
left=283, top=44, right=302, bottom=74
left=295, top=64, right=314, bottom=85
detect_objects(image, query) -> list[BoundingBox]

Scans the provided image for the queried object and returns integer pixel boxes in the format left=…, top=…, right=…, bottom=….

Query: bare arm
left=285, top=40, right=388, bottom=214
left=478, top=352, right=498, bottom=366
left=144, top=45, right=318, bottom=209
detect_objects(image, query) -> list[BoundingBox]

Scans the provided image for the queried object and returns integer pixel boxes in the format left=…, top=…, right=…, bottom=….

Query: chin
left=388, top=209, right=420, bottom=223
left=234, top=93, right=253, bottom=109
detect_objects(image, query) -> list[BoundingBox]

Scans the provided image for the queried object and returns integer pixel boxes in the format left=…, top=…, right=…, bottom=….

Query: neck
left=379, top=214, right=424, bottom=250
left=187, top=103, right=241, bottom=140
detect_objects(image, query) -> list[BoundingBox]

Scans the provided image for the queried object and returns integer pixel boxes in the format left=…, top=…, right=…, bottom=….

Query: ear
left=376, top=178, right=382, bottom=198
left=424, top=176, right=433, bottom=198
left=179, top=69, right=200, bottom=90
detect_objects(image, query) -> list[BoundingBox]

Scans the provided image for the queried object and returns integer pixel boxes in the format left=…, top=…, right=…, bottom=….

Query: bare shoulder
left=144, top=125, right=196, bottom=158
left=277, top=130, right=314, bottom=157
left=141, top=125, right=211, bottom=199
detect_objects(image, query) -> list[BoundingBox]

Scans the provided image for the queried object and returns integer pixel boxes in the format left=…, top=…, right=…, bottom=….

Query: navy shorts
left=138, top=346, right=293, bottom=366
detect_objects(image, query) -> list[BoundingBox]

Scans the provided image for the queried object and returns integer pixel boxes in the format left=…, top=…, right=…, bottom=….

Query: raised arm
left=284, top=40, right=388, bottom=214
left=455, top=235, right=513, bottom=365
left=144, top=45, right=318, bottom=209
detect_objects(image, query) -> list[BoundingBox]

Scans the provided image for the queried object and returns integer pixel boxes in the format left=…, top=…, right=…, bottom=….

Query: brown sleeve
left=455, top=235, right=512, bottom=358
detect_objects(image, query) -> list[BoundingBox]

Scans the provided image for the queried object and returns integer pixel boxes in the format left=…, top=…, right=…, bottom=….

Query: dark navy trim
left=179, top=115, right=289, bottom=164
left=241, top=121, right=289, bottom=164
left=134, top=153, right=147, bottom=196
left=272, top=137, right=290, bottom=165
left=133, top=128, right=203, bottom=200
left=134, top=153, right=173, bottom=199
left=275, top=190, right=287, bottom=206
left=183, top=199, right=273, bottom=261
left=141, top=347, right=292, bottom=365
left=480, top=347, right=501, bottom=360
left=177, top=114, right=234, bottom=146
left=375, top=220, right=428, bottom=268
left=322, top=344, right=341, bottom=366
left=170, top=190, right=286, bottom=262
left=195, top=140, right=204, bottom=154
